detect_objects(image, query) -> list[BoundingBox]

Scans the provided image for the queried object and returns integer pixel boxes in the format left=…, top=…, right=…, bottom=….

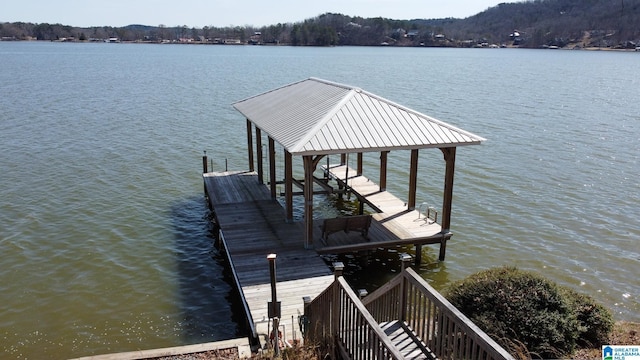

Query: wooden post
left=202, top=151, right=209, bottom=203
left=303, top=155, right=315, bottom=248
left=284, top=150, right=293, bottom=222
left=256, top=128, right=263, bottom=184
left=302, top=296, right=311, bottom=339
left=268, top=137, right=276, bottom=199
left=439, top=147, right=456, bottom=261
left=399, top=254, right=411, bottom=322
left=338, top=154, right=347, bottom=197
left=408, top=149, right=419, bottom=210
left=379, top=151, right=389, bottom=191
left=333, top=262, right=344, bottom=279
left=356, top=152, right=363, bottom=175
left=401, top=253, right=412, bottom=271
left=268, top=254, right=280, bottom=355
left=202, top=151, right=208, bottom=174
left=246, top=119, right=254, bottom=172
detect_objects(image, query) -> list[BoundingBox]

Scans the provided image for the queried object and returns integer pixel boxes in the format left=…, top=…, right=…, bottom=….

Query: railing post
left=331, top=262, right=344, bottom=358
left=301, top=296, right=311, bottom=341
left=333, top=262, right=344, bottom=279
left=268, top=254, right=281, bottom=356
left=401, top=253, right=412, bottom=271
left=400, top=254, right=412, bottom=322
left=358, top=289, right=368, bottom=300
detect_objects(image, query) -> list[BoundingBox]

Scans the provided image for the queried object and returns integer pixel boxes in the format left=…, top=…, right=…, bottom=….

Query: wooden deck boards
left=202, top=168, right=448, bottom=347
left=204, top=171, right=333, bottom=346
left=316, top=164, right=447, bottom=254
left=381, top=321, right=432, bottom=360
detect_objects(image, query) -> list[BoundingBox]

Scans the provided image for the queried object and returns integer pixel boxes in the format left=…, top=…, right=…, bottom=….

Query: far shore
left=2, top=38, right=639, bottom=52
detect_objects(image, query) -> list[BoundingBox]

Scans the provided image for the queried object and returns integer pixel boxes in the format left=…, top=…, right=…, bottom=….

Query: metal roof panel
left=232, top=78, right=485, bottom=156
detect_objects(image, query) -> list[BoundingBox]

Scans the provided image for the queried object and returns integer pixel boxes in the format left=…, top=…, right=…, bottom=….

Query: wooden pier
left=203, top=170, right=333, bottom=347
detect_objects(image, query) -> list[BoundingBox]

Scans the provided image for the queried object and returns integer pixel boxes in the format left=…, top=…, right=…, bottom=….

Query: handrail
left=305, top=277, right=404, bottom=359
left=363, top=268, right=515, bottom=360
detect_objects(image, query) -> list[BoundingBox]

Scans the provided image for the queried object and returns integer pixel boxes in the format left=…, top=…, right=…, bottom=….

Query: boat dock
left=203, top=170, right=333, bottom=348
left=203, top=77, right=486, bottom=351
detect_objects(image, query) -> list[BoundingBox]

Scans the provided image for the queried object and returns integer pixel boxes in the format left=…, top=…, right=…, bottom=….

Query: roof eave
left=291, top=140, right=484, bottom=157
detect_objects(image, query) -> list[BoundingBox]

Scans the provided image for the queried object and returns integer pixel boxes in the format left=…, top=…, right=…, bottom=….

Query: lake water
left=1, top=42, right=638, bottom=359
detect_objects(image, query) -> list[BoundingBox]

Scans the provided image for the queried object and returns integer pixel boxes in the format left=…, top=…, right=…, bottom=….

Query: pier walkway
left=203, top=170, right=333, bottom=348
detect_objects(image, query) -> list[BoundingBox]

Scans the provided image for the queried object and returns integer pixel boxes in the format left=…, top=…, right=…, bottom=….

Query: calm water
left=1, top=42, right=638, bottom=359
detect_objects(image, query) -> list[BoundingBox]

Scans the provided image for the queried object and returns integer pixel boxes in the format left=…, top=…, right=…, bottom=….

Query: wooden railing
left=363, top=267, right=515, bottom=360
left=304, top=276, right=405, bottom=359
left=303, top=264, right=514, bottom=360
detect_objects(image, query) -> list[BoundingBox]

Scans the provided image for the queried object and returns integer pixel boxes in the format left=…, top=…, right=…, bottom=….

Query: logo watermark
left=603, top=345, right=640, bottom=360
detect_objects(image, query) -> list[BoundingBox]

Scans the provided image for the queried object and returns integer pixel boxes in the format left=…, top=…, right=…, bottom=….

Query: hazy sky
left=3, top=0, right=506, bottom=28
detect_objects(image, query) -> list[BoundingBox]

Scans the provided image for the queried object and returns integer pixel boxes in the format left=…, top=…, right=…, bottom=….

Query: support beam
left=338, top=153, right=347, bottom=196
left=284, top=150, right=293, bottom=222
left=302, top=155, right=325, bottom=248
left=356, top=152, right=363, bottom=176
left=246, top=119, right=254, bottom=172
left=379, top=151, right=389, bottom=191
left=303, top=155, right=314, bottom=248
left=408, top=149, right=419, bottom=210
left=256, top=128, right=263, bottom=184
left=268, top=137, right=276, bottom=199
left=439, top=147, right=457, bottom=261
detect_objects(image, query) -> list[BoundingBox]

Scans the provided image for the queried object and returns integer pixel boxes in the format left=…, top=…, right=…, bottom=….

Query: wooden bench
left=322, top=215, right=372, bottom=241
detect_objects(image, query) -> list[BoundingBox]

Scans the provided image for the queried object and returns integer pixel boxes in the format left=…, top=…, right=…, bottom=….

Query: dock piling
left=202, top=151, right=208, bottom=173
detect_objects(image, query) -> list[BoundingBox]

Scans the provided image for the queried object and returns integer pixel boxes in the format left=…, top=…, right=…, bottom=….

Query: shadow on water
left=169, top=196, right=249, bottom=344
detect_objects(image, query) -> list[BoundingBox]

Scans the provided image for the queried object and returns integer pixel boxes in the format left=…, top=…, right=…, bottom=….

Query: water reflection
left=170, top=197, right=245, bottom=343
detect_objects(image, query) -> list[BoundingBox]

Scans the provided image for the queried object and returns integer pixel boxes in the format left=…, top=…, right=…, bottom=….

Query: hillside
left=1, top=0, right=639, bottom=48
left=453, top=0, right=640, bottom=48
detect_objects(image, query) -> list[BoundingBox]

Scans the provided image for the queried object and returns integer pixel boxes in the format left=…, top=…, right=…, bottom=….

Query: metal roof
left=232, top=77, right=485, bottom=156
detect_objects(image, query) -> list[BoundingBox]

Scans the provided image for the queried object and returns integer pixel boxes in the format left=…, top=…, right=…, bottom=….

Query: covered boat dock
left=232, top=77, right=485, bottom=261
left=204, top=77, right=485, bottom=347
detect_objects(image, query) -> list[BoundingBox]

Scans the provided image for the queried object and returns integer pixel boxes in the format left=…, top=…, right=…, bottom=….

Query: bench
left=322, top=215, right=372, bottom=241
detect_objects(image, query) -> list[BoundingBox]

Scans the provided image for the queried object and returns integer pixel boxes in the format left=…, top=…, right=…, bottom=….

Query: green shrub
left=561, top=287, right=614, bottom=347
left=445, top=266, right=612, bottom=359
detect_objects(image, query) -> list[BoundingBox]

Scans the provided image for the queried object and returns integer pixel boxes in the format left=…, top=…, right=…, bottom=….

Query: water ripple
left=0, top=43, right=638, bottom=358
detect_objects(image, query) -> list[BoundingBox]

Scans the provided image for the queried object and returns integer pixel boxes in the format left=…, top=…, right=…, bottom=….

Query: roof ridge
left=308, top=77, right=359, bottom=92
left=232, top=78, right=309, bottom=106
left=289, top=85, right=358, bottom=154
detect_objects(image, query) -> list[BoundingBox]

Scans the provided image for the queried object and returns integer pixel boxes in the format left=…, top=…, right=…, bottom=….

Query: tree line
left=1, top=0, right=639, bottom=48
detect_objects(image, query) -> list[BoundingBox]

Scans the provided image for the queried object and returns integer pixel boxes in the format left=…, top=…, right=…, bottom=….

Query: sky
left=2, top=0, right=507, bottom=28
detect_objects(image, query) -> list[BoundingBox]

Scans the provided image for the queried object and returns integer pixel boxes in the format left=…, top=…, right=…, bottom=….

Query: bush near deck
left=445, top=266, right=613, bottom=359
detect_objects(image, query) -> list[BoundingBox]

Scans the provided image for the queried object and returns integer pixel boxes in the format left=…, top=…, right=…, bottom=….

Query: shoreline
left=2, top=38, right=639, bottom=52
